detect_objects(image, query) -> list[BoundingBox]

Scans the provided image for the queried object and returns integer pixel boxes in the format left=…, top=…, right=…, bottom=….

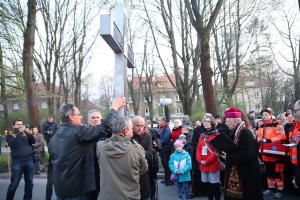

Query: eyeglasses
left=294, top=108, right=300, bottom=114
left=204, top=120, right=211, bottom=123
left=72, top=113, right=82, bottom=116
left=145, top=126, right=151, bottom=129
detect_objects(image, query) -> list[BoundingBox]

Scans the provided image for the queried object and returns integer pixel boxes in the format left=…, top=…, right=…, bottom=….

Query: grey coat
left=33, top=133, right=44, bottom=153
left=97, top=134, right=148, bottom=200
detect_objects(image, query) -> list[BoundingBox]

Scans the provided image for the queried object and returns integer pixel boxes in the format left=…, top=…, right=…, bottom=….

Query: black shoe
left=160, top=180, right=166, bottom=184
left=189, top=193, right=196, bottom=199
left=165, top=181, right=174, bottom=186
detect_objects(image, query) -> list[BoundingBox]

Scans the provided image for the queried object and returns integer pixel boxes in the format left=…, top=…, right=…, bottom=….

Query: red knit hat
left=224, top=106, right=242, bottom=118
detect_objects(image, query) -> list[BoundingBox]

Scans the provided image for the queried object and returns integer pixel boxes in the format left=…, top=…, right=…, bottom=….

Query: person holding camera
left=42, top=116, right=59, bottom=146
left=5, top=118, right=36, bottom=200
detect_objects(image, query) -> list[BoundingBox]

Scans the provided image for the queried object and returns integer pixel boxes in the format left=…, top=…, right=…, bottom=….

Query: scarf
left=225, top=121, right=245, bottom=199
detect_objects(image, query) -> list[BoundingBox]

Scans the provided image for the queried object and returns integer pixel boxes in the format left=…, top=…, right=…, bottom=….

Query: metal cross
left=100, top=3, right=134, bottom=117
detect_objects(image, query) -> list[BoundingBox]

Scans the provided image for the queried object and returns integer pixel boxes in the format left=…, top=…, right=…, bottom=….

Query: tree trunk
left=23, top=0, right=40, bottom=127
left=200, top=33, right=217, bottom=115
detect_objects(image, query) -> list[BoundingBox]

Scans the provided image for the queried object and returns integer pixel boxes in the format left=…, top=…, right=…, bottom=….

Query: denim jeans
left=56, top=193, right=91, bottom=200
left=34, top=161, right=40, bottom=172
left=177, top=181, right=189, bottom=200
left=6, top=160, right=34, bottom=200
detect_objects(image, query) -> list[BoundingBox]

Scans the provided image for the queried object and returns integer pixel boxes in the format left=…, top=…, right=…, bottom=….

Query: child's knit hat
left=174, top=139, right=183, bottom=148
left=179, top=134, right=186, bottom=140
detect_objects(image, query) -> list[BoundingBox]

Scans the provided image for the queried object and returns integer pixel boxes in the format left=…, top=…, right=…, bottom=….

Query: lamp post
left=158, top=98, right=172, bottom=122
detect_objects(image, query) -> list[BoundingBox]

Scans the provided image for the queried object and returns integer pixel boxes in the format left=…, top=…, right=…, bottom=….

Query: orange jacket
left=257, top=119, right=286, bottom=162
left=289, top=122, right=300, bottom=166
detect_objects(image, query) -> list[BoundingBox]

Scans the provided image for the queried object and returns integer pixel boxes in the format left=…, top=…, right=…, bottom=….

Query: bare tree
left=212, top=0, right=264, bottom=107
left=141, top=0, right=202, bottom=115
left=23, top=0, right=40, bottom=127
left=271, top=2, right=300, bottom=101
left=35, top=0, right=72, bottom=116
left=182, top=0, right=224, bottom=115
left=0, top=0, right=31, bottom=127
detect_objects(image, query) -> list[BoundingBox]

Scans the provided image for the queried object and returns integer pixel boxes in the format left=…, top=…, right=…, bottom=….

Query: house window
left=128, top=97, right=133, bottom=103
left=157, top=81, right=164, bottom=87
left=255, top=104, right=260, bottom=109
left=129, top=109, right=135, bottom=116
left=0, top=104, right=4, bottom=111
left=175, top=95, right=180, bottom=101
left=145, top=109, right=149, bottom=116
left=41, top=102, right=47, bottom=109
left=13, top=103, right=20, bottom=111
left=254, top=91, right=259, bottom=98
left=176, top=107, right=181, bottom=114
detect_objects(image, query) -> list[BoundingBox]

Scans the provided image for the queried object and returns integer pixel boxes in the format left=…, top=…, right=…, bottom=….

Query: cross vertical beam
left=100, top=3, right=134, bottom=117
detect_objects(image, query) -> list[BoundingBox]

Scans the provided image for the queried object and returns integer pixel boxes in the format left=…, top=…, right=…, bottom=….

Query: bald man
left=132, top=116, right=152, bottom=200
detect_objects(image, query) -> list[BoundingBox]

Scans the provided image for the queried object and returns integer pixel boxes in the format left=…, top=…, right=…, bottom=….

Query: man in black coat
left=42, top=116, right=59, bottom=146
left=132, top=116, right=152, bottom=200
left=49, top=94, right=125, bottom=199
left=222, top=106, right=263, bottom=200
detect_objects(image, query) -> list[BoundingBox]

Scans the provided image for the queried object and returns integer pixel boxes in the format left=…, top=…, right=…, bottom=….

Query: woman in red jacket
left=172, top=119, right=182, bottom=143
left=196, top=115, right=221, bottom=200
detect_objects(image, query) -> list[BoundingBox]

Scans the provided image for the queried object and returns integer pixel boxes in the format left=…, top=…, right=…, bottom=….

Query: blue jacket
left=6, top=130, right=35, bottom=164
left=159, top=124, right=172, bottom=152
left=168, top=150, right=192, bottom=182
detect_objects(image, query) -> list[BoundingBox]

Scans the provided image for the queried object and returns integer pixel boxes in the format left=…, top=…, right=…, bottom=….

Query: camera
left=25, top=124, right=33, bottom=129
left=149, top=125, right=159, bottom=141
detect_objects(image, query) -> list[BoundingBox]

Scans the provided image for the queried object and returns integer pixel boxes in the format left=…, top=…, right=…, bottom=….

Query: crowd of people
left=2, top=96, right=300, bottom=200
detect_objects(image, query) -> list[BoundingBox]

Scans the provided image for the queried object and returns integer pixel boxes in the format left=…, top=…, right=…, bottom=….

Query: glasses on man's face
left=293, top=108, right=300, bottom=114
left=72, top=113, right=82, bottom=116
left=145, top=126, right=151, bottom=129
left=204, top=120, right=211, bottom=123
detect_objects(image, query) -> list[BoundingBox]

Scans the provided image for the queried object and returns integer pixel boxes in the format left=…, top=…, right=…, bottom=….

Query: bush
left=0, top=153, right=9, bottom=172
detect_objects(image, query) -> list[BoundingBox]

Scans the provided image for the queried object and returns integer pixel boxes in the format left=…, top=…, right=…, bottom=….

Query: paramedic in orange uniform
left=257, top=108, right=286, bottom=199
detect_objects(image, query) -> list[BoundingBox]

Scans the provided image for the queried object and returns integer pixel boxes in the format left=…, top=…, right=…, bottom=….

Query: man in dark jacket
left=132, top=116, right=152, bottom=200
left=158, top=116, right=173, bottom=186
left=5, top=118, right=35, bottom=200
left=49, top=94, right=125, bottom=199
left=42, top=116, right=59, bottom=146
left=222, top=106, right=263, bottom=200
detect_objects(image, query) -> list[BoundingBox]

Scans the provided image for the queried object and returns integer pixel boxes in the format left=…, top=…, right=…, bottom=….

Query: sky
left=85, top=1, right=300, bottom=95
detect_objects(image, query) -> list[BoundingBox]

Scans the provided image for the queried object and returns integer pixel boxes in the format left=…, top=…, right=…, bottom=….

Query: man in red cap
left=221, top=106, right=263, bottom=200
left=257, top=108, right=286, bottom=199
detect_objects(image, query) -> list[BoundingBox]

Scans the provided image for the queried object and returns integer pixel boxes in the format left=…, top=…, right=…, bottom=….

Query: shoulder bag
left=170, top=153, right=183, bottom=181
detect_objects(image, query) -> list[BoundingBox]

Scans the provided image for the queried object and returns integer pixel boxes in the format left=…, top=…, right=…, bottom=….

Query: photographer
left=145, top=122, right=161, bottom=200
left=42, top=116, right=59, bottom=146
left=5, top=118, right=35, bottom=200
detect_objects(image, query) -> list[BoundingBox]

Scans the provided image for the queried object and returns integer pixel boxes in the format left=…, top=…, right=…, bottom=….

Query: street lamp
left=158, top=98, right=172, bottom=122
